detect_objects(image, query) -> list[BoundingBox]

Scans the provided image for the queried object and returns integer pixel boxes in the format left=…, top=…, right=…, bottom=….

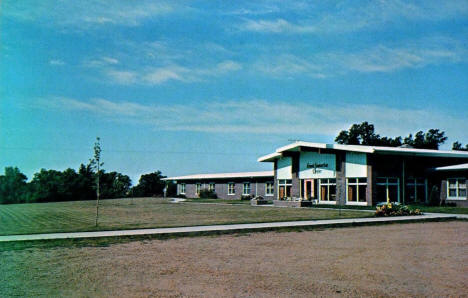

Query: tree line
left=335, top=122, right=468, bottom=150
left=0, top=165, right=175, bottom=204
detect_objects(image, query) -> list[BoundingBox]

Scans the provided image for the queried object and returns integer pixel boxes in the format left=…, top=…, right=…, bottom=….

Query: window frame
left=265, top=182, right=274, bottom=196
left=447, top=178, right=467, bottom=200
left=227, top=182, right=236, bottom=195
left=376, top=177, right=400, bottom=203
left=208, top=182, right=215, bottom=192
left=196, top=183, right=202, bottom=195
left=243, top=182, right=251, bottom=195
left=319, top=178, right=336, bottom=203
left=346, top=177, right=367, bottom=205
left=179, top=183, right=186, bottom=195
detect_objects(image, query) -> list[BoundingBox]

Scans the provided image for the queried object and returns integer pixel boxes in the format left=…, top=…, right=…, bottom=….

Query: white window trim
left=208, top=182, right=215, bottom=192
left=196, top=183, right=202, bottom=195
left=277, top=179, right=292, bottom=199
left=447, top=178, right=467, bottom=200
left=346, top=178, right=368, bottom=206
left=243, top=182, right=251, bottom=195
left=228, top=182, right=236, bottom=195
left=265, top=182, right=274, bottom=196
left=179, top=183, right=186, bottom=195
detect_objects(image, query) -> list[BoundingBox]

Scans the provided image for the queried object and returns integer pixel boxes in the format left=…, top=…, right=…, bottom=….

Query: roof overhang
left=434, top=163, right=468, bottom=171
left=163, top=170, right=274, bottom=181
left=257, top=141, right=468, bottom=162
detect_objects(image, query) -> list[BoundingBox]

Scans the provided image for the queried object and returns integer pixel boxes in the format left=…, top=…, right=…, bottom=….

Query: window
left=179, top=183, right=186, bottom=195
left=209, top=183, right=215, bottom=192
left=447, top=178, right=467, bottom=200
left=196, top=183, right=201, bottom=195
left=278, top=179, right=292, bottom=200
left=265, top=182, right=274, bottom=196
left=228, top=183, right=235, bottom=195
left=347, top=178, right=367, bottom=203
left=376, top=177, right=399, bottom=203
left=243, top=183, right=251, bottom=195
left=319, top=178, right=336, bottom=201
left=406, top=178, right=426, bottom=203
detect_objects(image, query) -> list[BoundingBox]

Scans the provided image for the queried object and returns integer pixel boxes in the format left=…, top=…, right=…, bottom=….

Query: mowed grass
left=0, top=197, right=371, bottom=236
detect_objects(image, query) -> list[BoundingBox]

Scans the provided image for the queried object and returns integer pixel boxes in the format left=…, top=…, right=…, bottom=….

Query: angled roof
left=434, top=163, right=468, bottom=171
left=258, top=141, right=468, bottom=162
left=163, top=171, right=274, bottom=181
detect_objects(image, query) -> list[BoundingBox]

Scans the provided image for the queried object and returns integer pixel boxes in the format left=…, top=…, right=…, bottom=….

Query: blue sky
left=1, top=0, right=468, bottom=184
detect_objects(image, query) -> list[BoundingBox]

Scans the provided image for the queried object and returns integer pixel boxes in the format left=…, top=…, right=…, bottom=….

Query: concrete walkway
left=0, top=213, right=459, bottom=242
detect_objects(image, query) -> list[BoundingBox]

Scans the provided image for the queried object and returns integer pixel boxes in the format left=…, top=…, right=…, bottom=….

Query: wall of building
left=176, top=178, right=275, bottom=200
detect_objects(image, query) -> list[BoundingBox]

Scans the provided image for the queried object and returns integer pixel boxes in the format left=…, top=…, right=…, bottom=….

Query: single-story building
left=164, top=141, right=468, bottom=206
left=258, top=142, right=468, bottom=207
left=163, top=171, right=274, bottom=200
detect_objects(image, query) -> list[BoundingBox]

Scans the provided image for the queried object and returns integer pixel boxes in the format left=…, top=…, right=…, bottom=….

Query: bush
left=175, top=194, right=186, bottom=198
left=375, top=203, right=422, bottom=217
left=198, top=189, right=217, bottom=199
left=241, top=194, right=254, bottom=200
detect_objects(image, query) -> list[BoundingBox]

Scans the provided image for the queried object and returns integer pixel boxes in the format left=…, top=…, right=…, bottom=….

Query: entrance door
left=279, top=186, right=285, bottom=200
left=303, top=179, right=316, bottom=200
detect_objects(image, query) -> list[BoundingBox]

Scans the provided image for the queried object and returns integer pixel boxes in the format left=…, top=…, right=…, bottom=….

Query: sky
left=1, top=0, right=468, bottom=184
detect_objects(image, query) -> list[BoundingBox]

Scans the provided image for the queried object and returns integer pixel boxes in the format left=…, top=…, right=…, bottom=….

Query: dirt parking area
left=1, top=221, right=467, bottom=297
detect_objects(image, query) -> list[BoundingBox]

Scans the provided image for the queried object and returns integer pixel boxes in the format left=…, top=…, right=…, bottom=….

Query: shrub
left=375, top=203, right=422, bottom=217
left=175, top=194, right=186, bottom=198
left=198, top=189, right=217, bottom=199
left=241, top=194, right=254, bottom=200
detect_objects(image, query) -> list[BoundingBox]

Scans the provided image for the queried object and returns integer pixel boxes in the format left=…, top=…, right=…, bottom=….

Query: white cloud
left=238, top=0, right=468, bottom=34
left=105, top=60, right=242, bottom=85
left=49, top=59, right=65, bottom=66
left=40, top=97, right=468, bottom=141
left=84, top=56, right=119, bottom=67
left=3, top=0, right=176, bottom=28
left=239, top=19, right=316, bottom=33
left=254, top=37, right=468, bottom=78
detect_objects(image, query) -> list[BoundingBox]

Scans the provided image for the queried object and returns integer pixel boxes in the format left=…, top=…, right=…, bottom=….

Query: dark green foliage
left=0, top=167, right=28, bottom=204
left=0, top=165, right=131, bottom=204
left=131, top=171, right=166, bottom=197
left=452, top=141, right=468, bottom=151
left=198, top=189, right=217, bottom=199
left=335, top=122, right=447, bottom=149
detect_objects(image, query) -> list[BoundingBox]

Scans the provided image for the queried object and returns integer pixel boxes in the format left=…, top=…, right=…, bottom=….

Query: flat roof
left=434, top=163, right=468, bottom=171
left=163, top=171, right=274, bottom=181
left=258, top=141, right=468, bottom=162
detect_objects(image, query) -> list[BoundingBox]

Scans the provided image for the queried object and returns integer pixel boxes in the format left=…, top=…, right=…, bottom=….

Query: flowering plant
left=375, top=203, right=422, bottom=217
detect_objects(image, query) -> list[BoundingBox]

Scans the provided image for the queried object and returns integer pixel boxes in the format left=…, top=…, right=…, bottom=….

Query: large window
left=196, top=183, right=202, bottom=195
left=243, top=183, right=251, bottom=195
left=376, top=177, right=399, bottom=203
left=208, top=183, right=215, bottom=192
left=406, top=178, right=426, bottom=203
left=447, top=178, right=467, bottom=200
left=319, top=178, right=336, bottom=202
left=179, top=183, right=186, bottom=195
left=228, top=183, right=235, bottom=195
left=265, top=182, right=274, bottom=196
left=278, top=179, right=292, bottom=200
left=347, top=178, right=367, bottom=203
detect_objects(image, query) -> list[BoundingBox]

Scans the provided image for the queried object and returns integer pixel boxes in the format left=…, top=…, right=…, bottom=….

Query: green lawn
left=0, top=197, right=371, bottom=236
left=406, top=204, right=468, bottom=214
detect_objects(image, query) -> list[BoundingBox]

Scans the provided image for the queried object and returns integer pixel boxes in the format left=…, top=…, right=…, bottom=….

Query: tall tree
left=0, top=167, right=28, bottom=204
left=132, top=171, right=166, bottom=197
left=89, top=137, right=104, bottom=226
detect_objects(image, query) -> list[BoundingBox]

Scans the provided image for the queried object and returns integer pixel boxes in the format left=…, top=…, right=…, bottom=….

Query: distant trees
left=452, top=141, right=468, bottom=151
left=0, top=165, right=132, bottom=205
left=335, top=122, right=448, bottom=149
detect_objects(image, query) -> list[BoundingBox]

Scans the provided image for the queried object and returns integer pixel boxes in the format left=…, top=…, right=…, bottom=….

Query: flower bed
left=375, top=203, right=422, bottom=217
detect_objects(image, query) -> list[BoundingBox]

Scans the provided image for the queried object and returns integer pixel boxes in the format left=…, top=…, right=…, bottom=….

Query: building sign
left=306, top=162, right=329, bottom=174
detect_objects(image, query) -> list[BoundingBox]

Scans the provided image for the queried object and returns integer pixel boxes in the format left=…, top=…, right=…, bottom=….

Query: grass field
left=0, top=197, right=371, bottom=236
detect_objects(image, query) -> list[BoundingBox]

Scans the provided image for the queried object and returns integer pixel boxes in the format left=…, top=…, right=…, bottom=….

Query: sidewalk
left=0, top=213, right=459, bottom=242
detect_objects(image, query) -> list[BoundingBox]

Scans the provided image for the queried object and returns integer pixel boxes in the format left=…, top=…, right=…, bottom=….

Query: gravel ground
left=1, top=221, right=467, bottom=297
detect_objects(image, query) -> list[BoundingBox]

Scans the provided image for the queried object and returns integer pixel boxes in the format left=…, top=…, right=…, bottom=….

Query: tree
left=132, top=171, right=166, bottom=197
left=0, top=167, right=28, bottom=204
left=336, top=122, right=447, bottom=149
left=100, top=171, right=131, bottom=199
left=452, top=141, right=468, bottom=151
left=89, top=137, right=104, bottom=226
